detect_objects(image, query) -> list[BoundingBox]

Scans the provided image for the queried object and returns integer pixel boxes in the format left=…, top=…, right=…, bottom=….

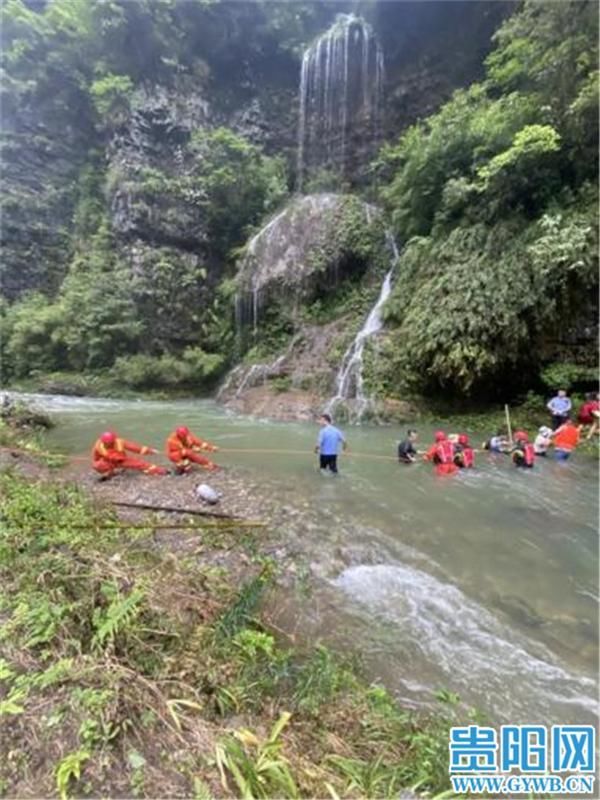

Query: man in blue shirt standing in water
left=315, top=413, right=347, bottom=474
left=547, top=388, right=572, bottom=430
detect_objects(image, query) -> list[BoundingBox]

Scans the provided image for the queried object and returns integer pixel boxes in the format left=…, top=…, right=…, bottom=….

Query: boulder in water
left=195, top=483, right=221, bottom=505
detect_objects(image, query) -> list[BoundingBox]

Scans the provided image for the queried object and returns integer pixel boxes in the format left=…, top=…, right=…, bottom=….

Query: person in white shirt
left=533, top=426, right=553, bottom=456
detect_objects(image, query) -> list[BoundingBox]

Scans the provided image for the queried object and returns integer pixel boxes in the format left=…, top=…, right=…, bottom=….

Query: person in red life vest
left=423, top=430, right=458, bottom=475
left=92, top=431, right=167, bottom=480
left=166, top=426, right=219, bottom=475
left=553, top=418, right=581, bottom=460
left=578, top=392, right=599, bottom=439
left=511, top=430, right=535, bottom=468
left=454, top=433, right=475, bottom=468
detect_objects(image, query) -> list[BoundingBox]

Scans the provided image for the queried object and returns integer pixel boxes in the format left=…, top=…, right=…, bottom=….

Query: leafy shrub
left=376, top=0, right=598, bottom=398
left=270, top=376, right=292, bottom=394
left=2, top=293, right=66, bottom=378
left=113, top=347, right=225, bottom=390
left=113, top=354, right=188, bottom=389
left=540, top=363, right=598, bottom=392
left=377, top=86, right=536, bottom=237
left=381, top=198, right=597, bottom=395
left=181, top=346, right=226, bottom=383
left=188, top=127, right=288, bottom=257
left=89, top=73, right=133, bottom=123
left=383, top=223, right=533, bottom=393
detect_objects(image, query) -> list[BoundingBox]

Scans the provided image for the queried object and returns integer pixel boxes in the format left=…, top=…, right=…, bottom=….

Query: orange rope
left=218, top=446, right=399, bottom=461
left=2, top=443, right=497, bottom=465
left=1, top=443, right=399, bottom=463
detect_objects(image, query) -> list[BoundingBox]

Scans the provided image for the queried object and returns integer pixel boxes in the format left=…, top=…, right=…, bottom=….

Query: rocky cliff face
left=235, top=193, right=387, bottom=330
left=106, top=85, right=213, bottom=316
left=0, top=2, right=508, bottom=304
left=108, top=86, right=210, bottom=240
left=218, top=192, right=395, bottom=415
left=377, top=1, right=512, bottom=136
left=0, top=73, right=94, bottom=300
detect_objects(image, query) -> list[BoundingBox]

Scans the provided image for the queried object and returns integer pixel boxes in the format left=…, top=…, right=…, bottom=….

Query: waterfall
left=297, top=14, right=384, bottom=190
left=326, top=232, right=400, bottom=420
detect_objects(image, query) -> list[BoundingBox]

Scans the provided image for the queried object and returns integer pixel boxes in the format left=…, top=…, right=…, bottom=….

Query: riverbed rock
left=222, top=386, right=323, bottom=422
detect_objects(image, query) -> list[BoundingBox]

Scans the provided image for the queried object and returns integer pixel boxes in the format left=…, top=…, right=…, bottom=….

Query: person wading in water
left=315, top=413, right=347, bottom=474
left=397, top=429, right=419, bottom=464
left=423, top=431, right=458, bottom=476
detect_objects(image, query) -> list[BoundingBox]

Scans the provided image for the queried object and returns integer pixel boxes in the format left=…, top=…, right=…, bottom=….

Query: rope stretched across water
left=0, top=443, right=398, bottom=463
left=1, top=443, right=495, bottom=465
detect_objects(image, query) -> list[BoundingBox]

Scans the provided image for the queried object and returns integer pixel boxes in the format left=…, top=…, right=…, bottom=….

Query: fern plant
left=54, top=749, right=90, bottom=800
left=92, top=583, right=145, bottom=651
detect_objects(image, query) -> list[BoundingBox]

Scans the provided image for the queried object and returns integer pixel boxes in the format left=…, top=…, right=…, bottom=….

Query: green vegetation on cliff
left=377, top=0, right=598, bottom=398
left=1, top=0, right=316, bottom=390
left=0, top=0, right=597, bottom=405
left=1, top=125, right=285, bottom=388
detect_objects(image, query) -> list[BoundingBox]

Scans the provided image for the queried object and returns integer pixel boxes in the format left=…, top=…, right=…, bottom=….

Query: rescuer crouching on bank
left=92, top=431, right=167, bottom=480
left=166, top=426, right=219, bottom=475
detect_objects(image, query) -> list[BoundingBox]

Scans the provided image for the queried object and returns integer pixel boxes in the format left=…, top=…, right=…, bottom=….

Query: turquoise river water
left=13, top=393, right=599, bottom=726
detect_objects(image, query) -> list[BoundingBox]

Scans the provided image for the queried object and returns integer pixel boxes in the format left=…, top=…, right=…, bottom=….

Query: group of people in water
left=394, top=389, right=599, bottom=475
left=90, top=389, right=598, bottom=481
left=397, top=429, right=475, bottom=475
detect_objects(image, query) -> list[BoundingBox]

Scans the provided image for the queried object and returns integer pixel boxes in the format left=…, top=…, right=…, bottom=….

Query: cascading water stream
left=231, top=15, right=391, bottom=414
left=297, top=14, right=384, bottom=190
left=326, top=232, right=400, bottom=420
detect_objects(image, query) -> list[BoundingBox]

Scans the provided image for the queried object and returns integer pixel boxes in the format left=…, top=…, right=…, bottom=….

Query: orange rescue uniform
left=92, top=437, right=167, bottom=477
left=166, top=430, right=219, bottom=473
left=423, top=439, right=459, bottom=476
left=553, top=424, right=580, bottom=452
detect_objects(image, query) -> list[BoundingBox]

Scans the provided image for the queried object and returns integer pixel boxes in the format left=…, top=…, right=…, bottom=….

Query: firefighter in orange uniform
left=454, top=433, right=475, bottom=469
left=166, top=426, right=219, bottom=474
left=423, top=430, right=459, bottom=476
left=92, top=431, right=167, bottom=479
left=511, top=430, right=535, bottom=468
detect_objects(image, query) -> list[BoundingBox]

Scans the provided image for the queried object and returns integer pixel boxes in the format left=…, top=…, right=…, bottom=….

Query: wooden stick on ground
left=505, top=403, right=513, bottom=445
left=110, top=499, right=256, bottom=522
left=102, top=521, right=265, bottom=529
left=10, top=521, right=265, bottom=533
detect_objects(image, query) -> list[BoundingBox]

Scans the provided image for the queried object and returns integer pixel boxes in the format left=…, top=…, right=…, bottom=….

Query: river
left=14, top=392, right=599, bottom=726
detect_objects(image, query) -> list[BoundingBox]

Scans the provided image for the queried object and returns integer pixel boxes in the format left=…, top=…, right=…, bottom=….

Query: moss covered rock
left=235, top=193, right=390, bottom=331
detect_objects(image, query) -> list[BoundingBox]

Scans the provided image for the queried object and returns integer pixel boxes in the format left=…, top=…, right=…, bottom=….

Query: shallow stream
left=20, top=392, right=599, bottom=725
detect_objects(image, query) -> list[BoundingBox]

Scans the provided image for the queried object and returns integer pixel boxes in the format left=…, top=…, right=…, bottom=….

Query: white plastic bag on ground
left=195, top=483, right=221, bottom=505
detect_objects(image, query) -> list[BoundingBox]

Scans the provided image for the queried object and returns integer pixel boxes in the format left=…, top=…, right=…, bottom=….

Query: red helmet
left=176, top=426, right=189, bottom=439
left=458, top=433, right=469, bottom=446
left=100, top=431, right=116, bottom=445
left=514, top=430, right=528, bottom=442
left=434, top=430, right=447, bottom=442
